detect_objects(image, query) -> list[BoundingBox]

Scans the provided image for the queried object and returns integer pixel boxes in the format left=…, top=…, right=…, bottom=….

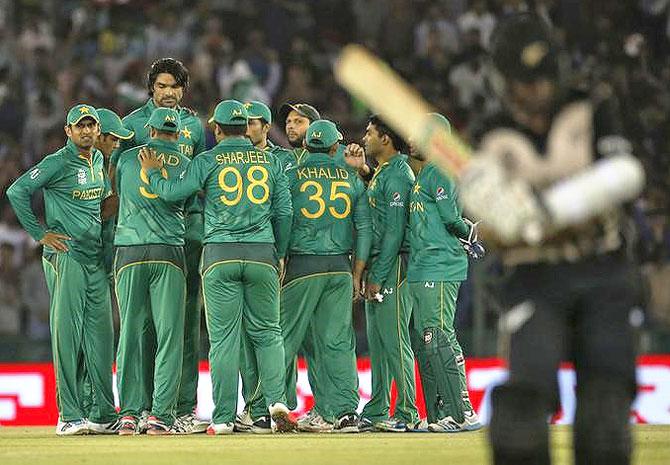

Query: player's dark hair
left=147, top=58, right=189, bottom=96
left=216, top=123, right=247, bottom=137
left=368, top=115, right=407, bottom=153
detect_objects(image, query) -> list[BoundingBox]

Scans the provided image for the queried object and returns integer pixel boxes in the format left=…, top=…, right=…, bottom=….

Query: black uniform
left=480, top=15, right=641, bottom=465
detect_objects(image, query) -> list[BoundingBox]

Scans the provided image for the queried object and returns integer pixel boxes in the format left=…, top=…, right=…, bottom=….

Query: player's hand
left=278, top=257, right=286, bottom=283
left=344, top=143, right=368, bottom=174
left=138, top=147, right=162, bottom=171
left=364, top=282, right=382, bottom=301
left=101, top=194, right=119, bottom=220
left=40, top=231, right=71, bottom=252
left=459, top=218, right=486, bottom=259
left=352, top=271, right=363, bottom=301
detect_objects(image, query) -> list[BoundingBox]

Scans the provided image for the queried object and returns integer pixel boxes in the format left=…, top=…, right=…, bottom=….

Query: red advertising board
left=1, top=356, right=669, bottom=426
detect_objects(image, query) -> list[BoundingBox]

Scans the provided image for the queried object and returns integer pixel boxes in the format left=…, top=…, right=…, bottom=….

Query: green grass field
left=1, top=426, right=668, bottom=465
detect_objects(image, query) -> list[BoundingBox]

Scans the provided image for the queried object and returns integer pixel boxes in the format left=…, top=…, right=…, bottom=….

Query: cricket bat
left=334, top=44, right=645, bottom=243
left=334, top=44, right=470, bottom=179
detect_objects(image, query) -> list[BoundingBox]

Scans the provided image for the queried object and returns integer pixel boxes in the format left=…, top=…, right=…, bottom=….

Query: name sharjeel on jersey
left=215, top=150, right=270, bottom=165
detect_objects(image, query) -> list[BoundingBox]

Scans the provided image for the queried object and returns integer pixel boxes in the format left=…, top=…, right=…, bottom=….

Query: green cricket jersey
left=112, top=99, right=206, bottom=165
left=366, top=153, right=415, bottom=286
left=286, top=152, right=371, bottom=259
left=7, top=140, right=108, bottom=263
left=114, top=139, right=192, bottom=246
left=101, top=168, right=115, bottom=274
left=112, top=98, right=207, bottom=242
left=407, top=163, right=470, bottom=282
left=146, top=136, right=293, bottom=256
left=265, top=141, right=294, bottom=171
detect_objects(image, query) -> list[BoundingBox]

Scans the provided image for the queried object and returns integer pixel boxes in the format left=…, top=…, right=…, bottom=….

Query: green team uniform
left=362, top=153, right=419, bottom=425
left=265, top=142, right=347, bottom=419
left=7, top=133, right=116, bottom=424
left=278, top=149, right=371, bottom=422
left=145, top=127, right=293, bottom=424
left=407, top=162, right=474, bottom=423
left=114, top=134, right=191, bottom=425
left=113, top=98, right=206, bottom=418
left=274, top=145, right=347, bottom=171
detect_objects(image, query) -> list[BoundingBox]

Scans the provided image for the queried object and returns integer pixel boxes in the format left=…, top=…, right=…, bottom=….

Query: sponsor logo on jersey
left=77, top=168, right=87, bottom=185
left=389, top=191, right=404, bottom=207
left=436, top=186, right=448, bottom=200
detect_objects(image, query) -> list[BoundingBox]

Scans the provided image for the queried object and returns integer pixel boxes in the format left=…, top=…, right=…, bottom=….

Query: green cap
left=428, top=112, right=452, bottom=133
left=145, top=108, right=181, bottom=133
left=244, top=101, right=272, bottom=124
left=66, top=104, right=100, bottom=125
left=208, top=99, right=248, bottom=126
left=96, top=108, right=133, bottom=139
left=305, top=119, right=343, bottom=150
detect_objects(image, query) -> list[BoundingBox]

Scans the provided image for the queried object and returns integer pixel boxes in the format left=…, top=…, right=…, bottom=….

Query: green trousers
left=201, top=244, right=287, bottom=424
left=176, top=238, right=202, bottom=416
left=42, top=252, right=116, bottom=423
left=362, top=255, right=418, bottom=424
left=114, top=246, right=186, bottom=425
left=280, top=255, right=359, bottom=422
left=410, top=281, right=473, bottom=421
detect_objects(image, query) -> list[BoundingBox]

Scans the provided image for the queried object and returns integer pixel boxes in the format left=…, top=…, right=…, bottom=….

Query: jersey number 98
left=218, top=166, right=270, bottom=206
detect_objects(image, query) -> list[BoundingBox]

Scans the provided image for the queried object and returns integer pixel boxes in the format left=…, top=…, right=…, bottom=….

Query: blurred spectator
left=458, top=0, right=497, bottom=49
left=415, top=3, right=461, bottom=56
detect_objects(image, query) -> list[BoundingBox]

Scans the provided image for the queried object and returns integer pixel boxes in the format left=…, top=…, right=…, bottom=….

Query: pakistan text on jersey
left=215, top=151, right=269, bottom=165
left=296, top=167, right=350, bottom=180
left=72, top=187, right=104, bottom=200
left=410, top=201, right=425, bottom=212
left=179, top=144, right=194, bottom=156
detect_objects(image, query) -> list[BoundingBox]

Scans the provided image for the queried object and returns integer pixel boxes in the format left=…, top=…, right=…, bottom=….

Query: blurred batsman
left=462, top=15, right=644, bottom=465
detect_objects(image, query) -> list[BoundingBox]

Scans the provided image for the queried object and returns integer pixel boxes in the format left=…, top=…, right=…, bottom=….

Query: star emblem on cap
left=80, top=107, right=90, bottom=114
left=181, top=127, right=192, bottom=139
left=243, top=102, right=253, bottom=109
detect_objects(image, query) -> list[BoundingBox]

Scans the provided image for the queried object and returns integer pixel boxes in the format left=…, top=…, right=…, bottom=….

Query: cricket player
left=234, top=100, right=293, bottom=433
left=354, top=115, right=419, bottom=432
left=277, top=102, right=322, bottom=169
left=465, top=15, right=642, bottom=465
left=281, top=119, right=371, bottom=433
left=278, top=102, right=372, bottom=177
left=113, top=108, right=191, bottom=435
left=138, top=99, right=297, bottom=434
left=7, top=104, right=117, bottom=435
left=113, top=58, right=208, bottom=433
left=407, top=113, right=484, bottom=433
left=95, top=108, right=134, bottom=277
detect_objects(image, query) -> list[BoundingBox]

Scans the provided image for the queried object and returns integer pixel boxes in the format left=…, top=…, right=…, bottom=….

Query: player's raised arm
left=352, top=179, right=372, bottom=263
left=142, top=147, right=206, bottom=202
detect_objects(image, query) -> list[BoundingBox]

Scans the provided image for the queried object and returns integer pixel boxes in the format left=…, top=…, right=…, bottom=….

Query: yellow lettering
left=297, top=168, right=308, bottom=180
